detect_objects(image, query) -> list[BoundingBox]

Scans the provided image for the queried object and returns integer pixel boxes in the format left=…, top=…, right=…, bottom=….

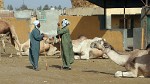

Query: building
left=0, top=0, right=3, bottom=10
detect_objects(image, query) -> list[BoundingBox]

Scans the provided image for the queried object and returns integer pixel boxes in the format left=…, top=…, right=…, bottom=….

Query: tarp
left=88, top=0, right=149, bottom=8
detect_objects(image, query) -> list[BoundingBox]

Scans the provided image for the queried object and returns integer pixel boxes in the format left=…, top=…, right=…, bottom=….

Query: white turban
left=33, top=20, right=40, bottom=26
left=62, top=19, right=70, bottom=27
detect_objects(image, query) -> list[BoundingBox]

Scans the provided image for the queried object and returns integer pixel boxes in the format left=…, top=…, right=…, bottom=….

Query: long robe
left=57, top=26, right=74, bottom=68
left=29, top=28, right=44, bottom=68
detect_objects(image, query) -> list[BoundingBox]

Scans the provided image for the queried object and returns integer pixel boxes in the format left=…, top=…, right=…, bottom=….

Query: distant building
left=0, top=0, right=3, bottom=10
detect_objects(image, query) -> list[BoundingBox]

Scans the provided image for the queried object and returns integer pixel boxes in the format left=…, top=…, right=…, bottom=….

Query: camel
left=0, top=20, right=59, bottom=57
left=90, top=40, right=150, bottom=78
left=18, top=38, right=60, bottom=56
left=72, top=36, right=108, bottom=60
left=0, top=20, right=21, bottom=56
left=19, top=35, right=107, bottom=59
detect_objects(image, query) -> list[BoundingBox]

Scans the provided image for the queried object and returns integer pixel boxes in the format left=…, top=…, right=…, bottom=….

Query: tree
left=7, top=5, right=10, bottom=10
left=9, top=5, right=13, bottom=10
left=63, top=7, right=67, bottom=10
left=49, top=6, right=53, bottom=9
left=7, top=5, right=13, bottom=10
left=37, top=6, right=42, bottom=10
left=57, top=5, right=62, bottom=10
left=43, top=4, right=49, bottom=10
left=54, top=6, right=58, bottom=10
left=20, top=4, right=28, bottom=10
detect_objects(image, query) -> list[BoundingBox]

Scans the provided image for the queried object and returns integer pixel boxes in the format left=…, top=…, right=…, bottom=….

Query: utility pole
left=146, top=0, right=148, bottom=6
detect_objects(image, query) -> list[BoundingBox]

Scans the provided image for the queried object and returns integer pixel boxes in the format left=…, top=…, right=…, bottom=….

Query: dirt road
left=0, top=54, right=150, bottom=84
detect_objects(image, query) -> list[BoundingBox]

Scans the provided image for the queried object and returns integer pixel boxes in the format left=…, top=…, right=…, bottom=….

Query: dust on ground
left=0, top=41, right=150, bottom=84
left=0, top=54, right=150, bottom=84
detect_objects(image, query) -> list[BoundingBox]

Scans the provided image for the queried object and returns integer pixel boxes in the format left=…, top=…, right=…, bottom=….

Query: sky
left=4, top=0, right=72, bottom=9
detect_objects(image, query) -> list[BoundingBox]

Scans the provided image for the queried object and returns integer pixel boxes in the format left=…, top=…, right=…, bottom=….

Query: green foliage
left=43, top=4, right=49, bottom=10
left=7, top=5, right=13, bottom=10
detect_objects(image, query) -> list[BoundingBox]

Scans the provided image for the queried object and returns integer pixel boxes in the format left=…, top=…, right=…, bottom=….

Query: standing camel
left=90, top=40, right=150, bottom=78
left=0, top=20, right=21, bottom=56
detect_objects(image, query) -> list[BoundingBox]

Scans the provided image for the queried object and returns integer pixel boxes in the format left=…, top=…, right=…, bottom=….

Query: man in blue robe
left=29, top=20, right=45, bottom=71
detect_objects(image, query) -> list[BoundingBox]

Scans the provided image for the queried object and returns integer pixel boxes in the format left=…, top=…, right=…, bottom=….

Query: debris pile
left=71, top=0, right=97, bottom=8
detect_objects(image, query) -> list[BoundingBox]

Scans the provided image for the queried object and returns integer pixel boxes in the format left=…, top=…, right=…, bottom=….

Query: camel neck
left=105, top=48, right=129, bottom=66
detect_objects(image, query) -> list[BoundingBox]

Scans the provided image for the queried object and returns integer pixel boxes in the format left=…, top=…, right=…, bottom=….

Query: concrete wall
left=106, top=8, right=141, bottom=29
left=14, top=10, right=61, bottom=38
left=111, top=15, right=141, bottom=29
left=66, top=7, right=104, bottom=16
left=36, top=10, right=61, bottom=37
left=59, top=16, right=124, bottom=51
left=14, top=10, right=33, bottom=19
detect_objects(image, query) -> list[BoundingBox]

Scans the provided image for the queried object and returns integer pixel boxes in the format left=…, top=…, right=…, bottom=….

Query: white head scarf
left=33, top=20, right=40, bottom=28
left=61, top=19, right=70, bottom=27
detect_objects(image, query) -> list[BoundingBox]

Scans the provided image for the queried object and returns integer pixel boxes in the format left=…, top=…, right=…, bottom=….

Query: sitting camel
left=90, top=40, right=150, bottom=78
left=0, top=20, right=21, bottom=56
left=19, top=38, right=60, bottom=56
left=72, top=36, right=108, bottom=60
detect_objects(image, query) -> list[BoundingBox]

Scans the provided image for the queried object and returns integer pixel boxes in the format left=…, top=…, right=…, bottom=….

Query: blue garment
left=29, top=28, right=44, bottom=68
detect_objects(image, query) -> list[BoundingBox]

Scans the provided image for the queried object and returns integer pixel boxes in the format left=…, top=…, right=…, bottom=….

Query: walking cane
left=59, top=35, right=64, bottom=70
left=58, top=35, right=61, bottom=58
left=43, top=39, right=48, bottom=70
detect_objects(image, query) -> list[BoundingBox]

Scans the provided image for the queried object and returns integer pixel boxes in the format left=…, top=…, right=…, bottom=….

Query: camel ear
left=103, top=38, right=106, bottom=41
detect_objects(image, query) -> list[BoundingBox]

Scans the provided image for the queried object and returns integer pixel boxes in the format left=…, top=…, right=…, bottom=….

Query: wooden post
left=141, top=28, right=145, bottom=49
left=43, top=40, right=48, bottom=70
left=0, top=37, right=1, bottom=61
left=59, top=35, right=61, bottom=58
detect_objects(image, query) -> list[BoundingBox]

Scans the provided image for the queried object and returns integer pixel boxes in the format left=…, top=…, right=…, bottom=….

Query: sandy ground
left=0, top=42, right=150, bottom=84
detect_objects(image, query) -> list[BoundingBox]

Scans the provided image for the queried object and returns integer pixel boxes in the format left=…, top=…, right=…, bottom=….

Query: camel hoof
left=9, top=54, right=13, bottom=58
left=19, top=55, right=22, bottom=58
left=102, top=54, right=109, bottom=59
left=16, top=52, right=20, bottom=56
left=138, top=76, right=144, bottom=78
left=115, top=71, right=122, bottom=77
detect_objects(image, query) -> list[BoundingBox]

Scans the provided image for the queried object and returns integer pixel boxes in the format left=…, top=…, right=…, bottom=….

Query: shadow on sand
left=82, top=70, right=114, bottom=76
left=49, top=65, right=62, bottom=69
left=26, top=66, right=33, bottom=69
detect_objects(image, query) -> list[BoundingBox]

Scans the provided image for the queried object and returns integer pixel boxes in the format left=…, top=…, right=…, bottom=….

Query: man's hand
left=43, top=36, right=48, bottom=41
left=57, top=22, right=60, bottom=27
left=43, top=34, right=48, bottom=38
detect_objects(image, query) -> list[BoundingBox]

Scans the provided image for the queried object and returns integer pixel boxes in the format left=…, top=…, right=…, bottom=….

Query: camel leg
left=17, top=49, right=29, bottom=56
left=80, top=52, right=89, bottom=60
left=1, top=38, right=5, bottom=53
left=115, top=66, right=138, bottom=78
left=115, top=71, right=138, bottom=78
left=9, top=26, right=22, bottom=57
left=74, top=55, right=81, bottom=59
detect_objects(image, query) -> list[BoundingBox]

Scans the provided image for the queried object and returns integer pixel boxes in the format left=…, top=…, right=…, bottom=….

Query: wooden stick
left=141, top=28, right=144, bottom=49
left=43, top=40, right=48, bottom=70
left=59, top=35, right=62, bottom=58
left=0, top=37, right=1, bottom=61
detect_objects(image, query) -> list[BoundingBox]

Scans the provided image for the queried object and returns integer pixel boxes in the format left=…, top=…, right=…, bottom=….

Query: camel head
left=90, top=40, right=105, bottom=50
left=90, top=39, right=114, bottom=52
